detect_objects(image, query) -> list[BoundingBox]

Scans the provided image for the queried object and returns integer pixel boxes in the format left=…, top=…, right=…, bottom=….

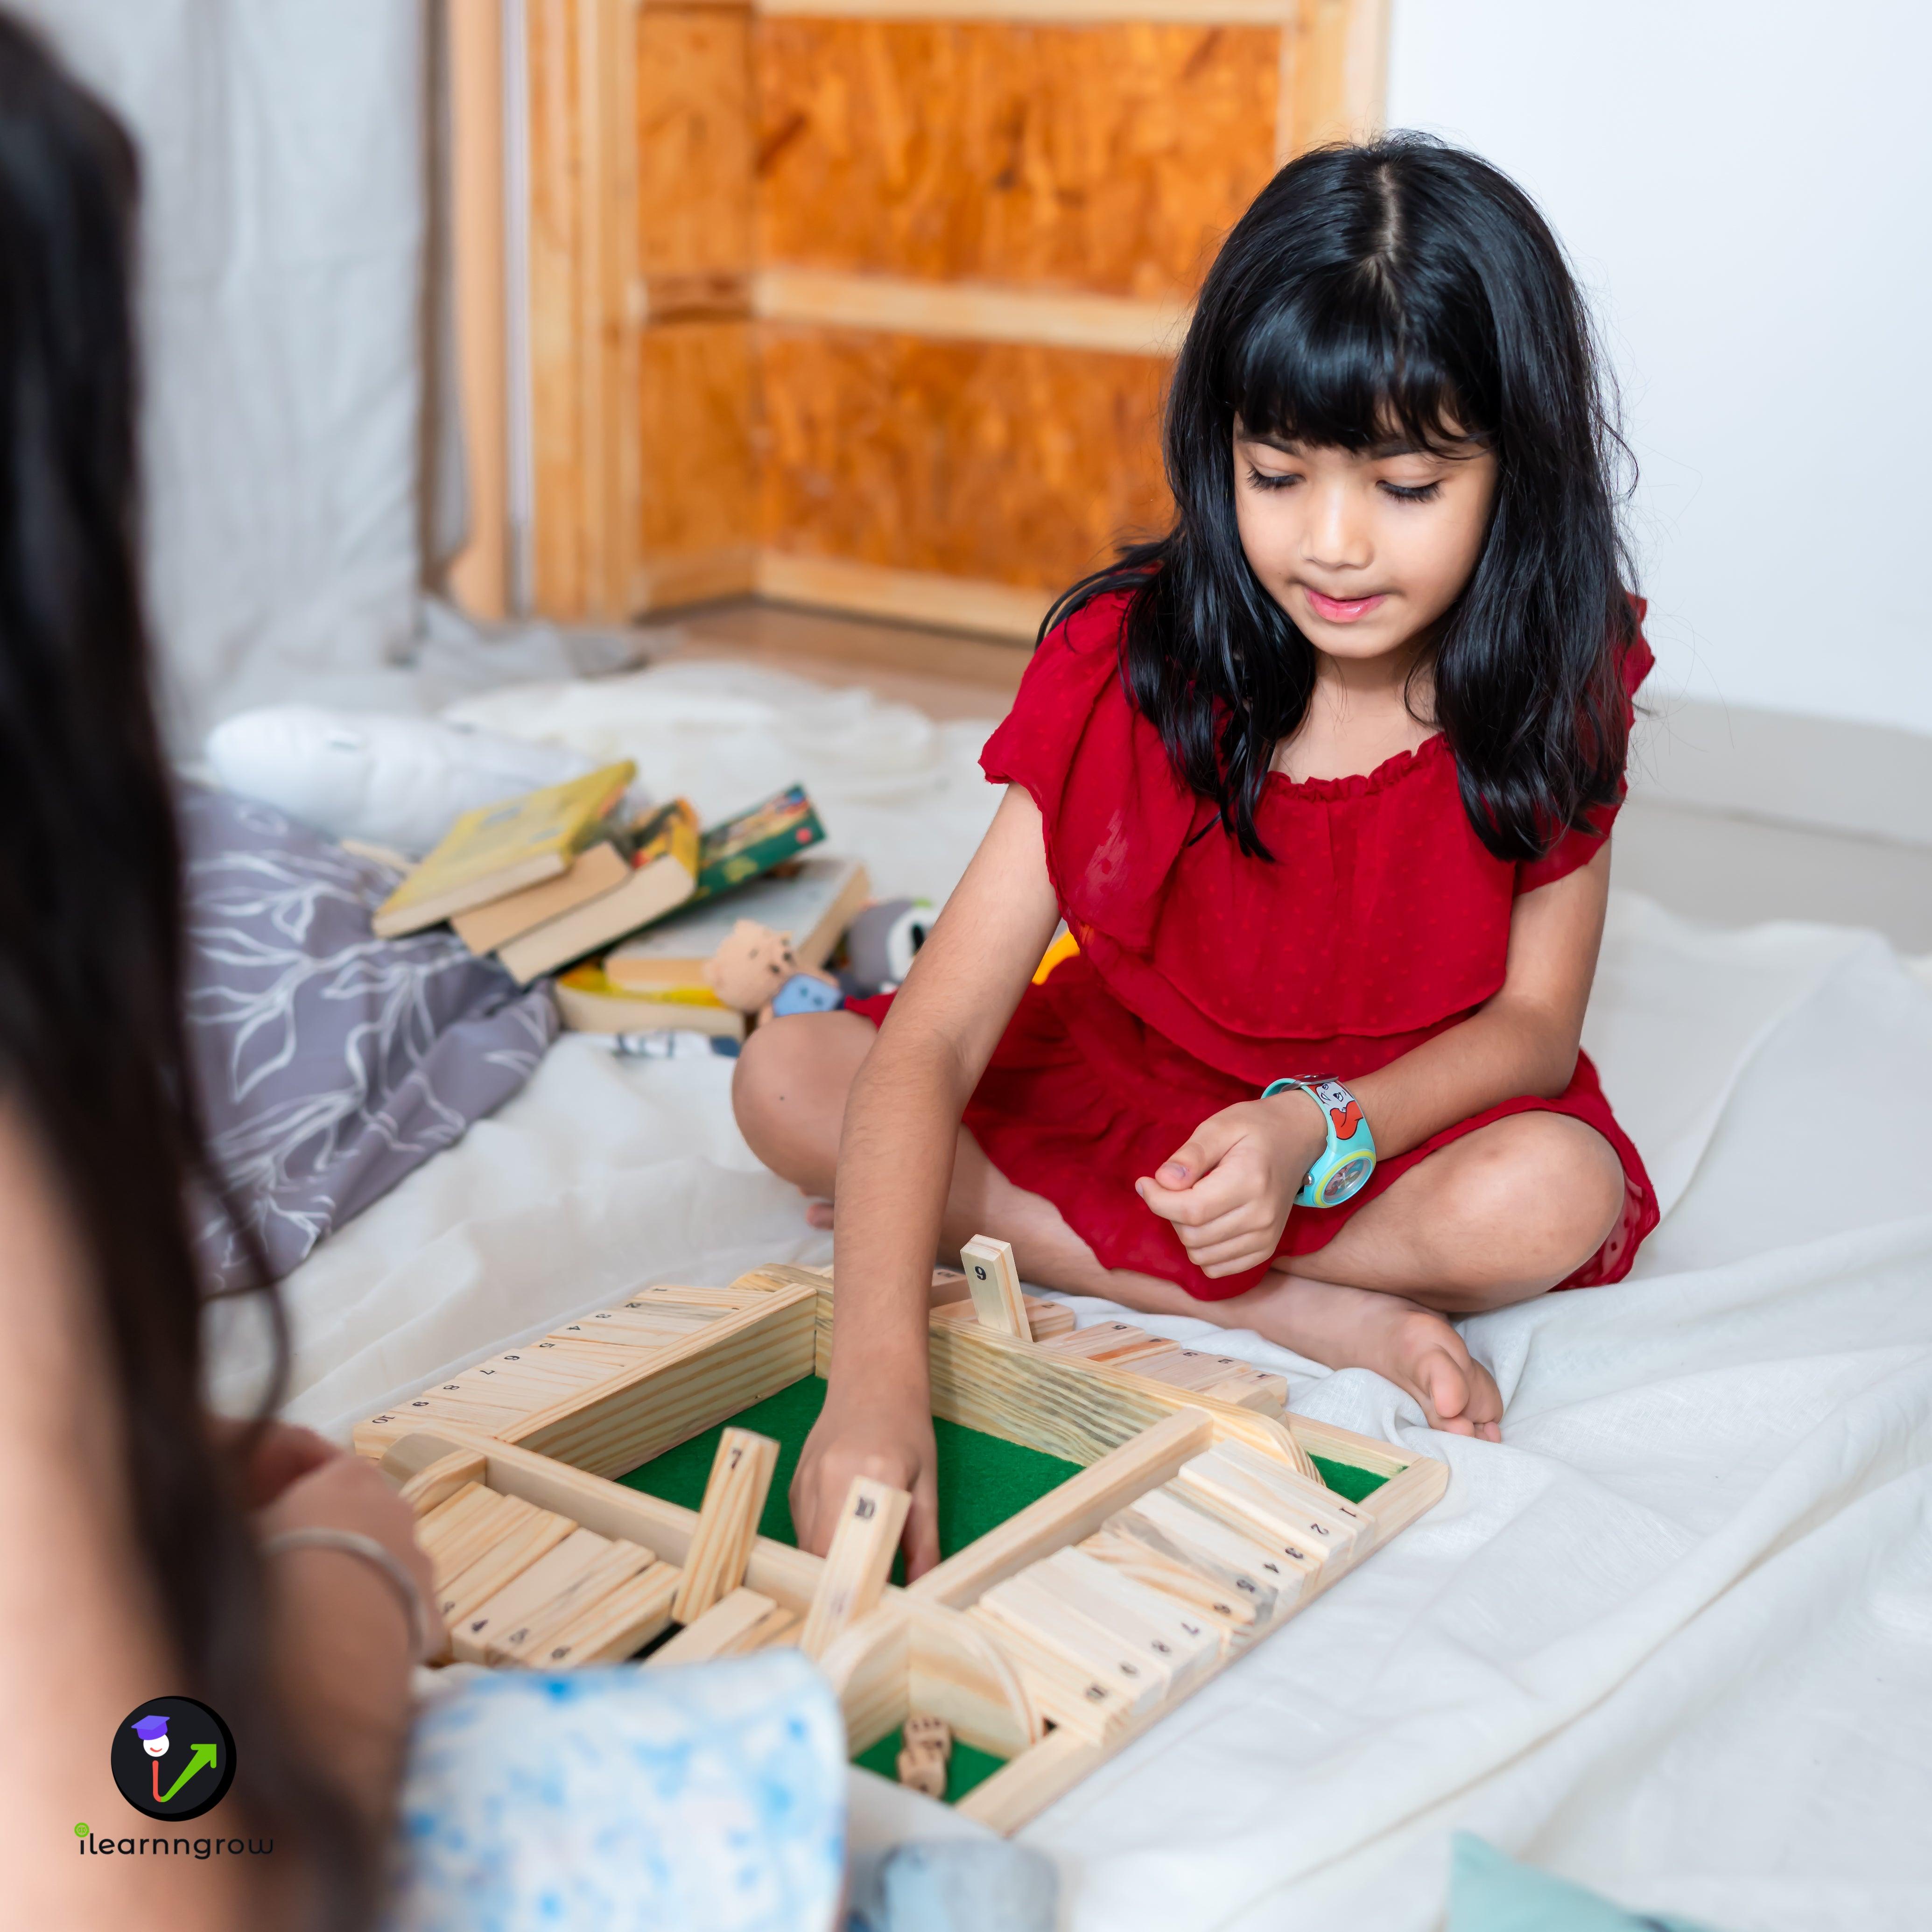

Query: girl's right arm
left=789, top=786, right=1061, bottom=1575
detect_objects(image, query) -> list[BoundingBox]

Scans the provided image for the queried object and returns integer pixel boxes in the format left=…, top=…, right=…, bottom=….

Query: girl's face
left=1232, top=421, right=1497, bottom=667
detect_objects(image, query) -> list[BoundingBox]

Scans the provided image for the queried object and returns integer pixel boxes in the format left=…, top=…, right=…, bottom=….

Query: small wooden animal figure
left=706, top=918, right=843, bottom=1026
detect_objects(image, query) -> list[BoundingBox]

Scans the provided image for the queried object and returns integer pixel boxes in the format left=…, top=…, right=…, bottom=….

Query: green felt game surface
left=617, top=1377, right=1392, bottom=1800
left=618, top=1374, right=1082, bottom=1563
left=616, top=1375, right=1391, bottom=1556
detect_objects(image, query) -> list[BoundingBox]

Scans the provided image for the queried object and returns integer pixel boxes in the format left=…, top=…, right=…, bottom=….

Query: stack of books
left=372, top=769, right=869, bottom=1040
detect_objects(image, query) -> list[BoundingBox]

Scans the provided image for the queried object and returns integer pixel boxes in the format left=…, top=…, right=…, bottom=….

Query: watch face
left=1321, top=1154, right=1374, bottom=1206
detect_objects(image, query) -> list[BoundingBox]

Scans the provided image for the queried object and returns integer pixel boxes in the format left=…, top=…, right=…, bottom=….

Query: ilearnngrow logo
left=111, top=1697, right=236, bottom=1821
left=78, top=1694, right=272, bottom=1858
left=75, top=1822, right=274, bottom=1859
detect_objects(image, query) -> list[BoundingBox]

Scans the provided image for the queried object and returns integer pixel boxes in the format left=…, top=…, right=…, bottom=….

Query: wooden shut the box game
left=355, top=1240, right=1447, bottom=1832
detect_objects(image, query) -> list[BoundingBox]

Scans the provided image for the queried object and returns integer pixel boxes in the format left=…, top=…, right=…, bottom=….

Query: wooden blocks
left=342, top=1255, right=1445, bottom=1842
left=352, top=1280, right=818, bottom=1474
left=534, top=1560, right=683, bottom=1668
left=1036, top=1322, right=1290, bottom=1415
left=453, top=1525, right=616, bottom=1665
left=671, top=1427, right=780, bottom=1624
left=1113, top=1486, right=1317, bottom=1619
left=484, top=1539, right=662, bottom=1666
left=1172, top=1444, right=1366, bottom=1565
left=929, top=1293, right=1073, bottom=1342
left=961, top=1235, right=1030, bottom=1340
left=649, top=1586, right=796, bottom=1667
left=800, top=1475, right=912, bottom=1660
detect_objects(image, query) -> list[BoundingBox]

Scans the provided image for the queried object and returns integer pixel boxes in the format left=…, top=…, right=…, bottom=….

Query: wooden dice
left=897, top=1714, right=952, bottom=1798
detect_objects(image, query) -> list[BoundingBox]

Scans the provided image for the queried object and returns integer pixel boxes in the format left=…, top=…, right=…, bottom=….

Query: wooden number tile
left=1021, top=1296, right=1075, bottom=1340
left=438, top=1506, right=578, bottom=1631
left=977, top=1572, right=1173, bottom=1712
left=1209, top=1437, right=1373, bottom=1549
left=421, top=1489, right=527, bottom=1587
left=1148, top=1480, right=1328, bottom=1594
left=1035, top=1546, right=1225, bottom=1679
left=648, top=1587, right=793, bottom=1666
left=452, top=1526, right=613, bottom=1664
left=1110, top=1489, right=1316, bottom=1621
left=486, top=1539, right=658, bottom=1666
left=1198, top=1369, right=1292, bottom=1414
left=1078, top=1529, right=1258, bottom=1645
left=929, top=1293, right=1072, bottom=1340
left=800, top=1475, right=911, bottom=1660
left=962, top=1603, right=1136, bottom=1744
left=670, top=1427, right=780, bottom=1624
left=411, top=1481, right=496, bottom=1560
left=550, top=1307, right=714, bottom=1345
left=1035, top=1321, right=1170, bottom=1368
left=382, top=1387, right=531, bottom=1437
left=464, top=1351, right=610, bottom=1397
left=501, top=1339, right=636, bottom=1373
left=1123, top=1347, right=1289, bottom=1413
left=535, top=1560, right=683, bottom=1668
left=1174, top=1449, right=1362, bottom=1562
left=625, top=1285, right=767, bottom=1310
left=897, top=1744, right=946, bottom=1799
left=960, top=1235, right=1030, bottom=1340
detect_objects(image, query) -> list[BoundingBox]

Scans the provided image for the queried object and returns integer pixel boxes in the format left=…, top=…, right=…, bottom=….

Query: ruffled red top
left=857, top=590, right=1658, bottom=1300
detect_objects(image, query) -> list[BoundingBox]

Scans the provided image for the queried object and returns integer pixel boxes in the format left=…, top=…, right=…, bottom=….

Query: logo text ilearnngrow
left=75, top=1823, right=272, bottom=1859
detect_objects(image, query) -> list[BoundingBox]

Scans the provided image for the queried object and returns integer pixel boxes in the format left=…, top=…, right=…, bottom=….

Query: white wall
left=21, top=0, right=427, bottom=742
left=1388, top=0, right=1932, bottom=739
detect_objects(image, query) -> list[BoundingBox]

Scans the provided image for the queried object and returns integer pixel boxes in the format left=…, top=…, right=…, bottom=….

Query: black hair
left=1046, top=134, right=1638, bottom=860
left=0, top=17, right=369, bottom=1925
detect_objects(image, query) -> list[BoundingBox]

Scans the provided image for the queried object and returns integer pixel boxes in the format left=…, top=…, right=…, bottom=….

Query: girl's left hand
left=1134, top=1090, right=1328, bottom=1278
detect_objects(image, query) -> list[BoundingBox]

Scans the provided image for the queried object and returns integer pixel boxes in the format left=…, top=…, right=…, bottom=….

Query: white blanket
left=225, top=664, right=1932, bottom=1931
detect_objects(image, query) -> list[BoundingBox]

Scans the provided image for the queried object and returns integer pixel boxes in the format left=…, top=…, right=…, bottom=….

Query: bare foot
left=1239, top=1272, right=1504, bottom=1441
left=804, top=1197, right=834, bottom=1230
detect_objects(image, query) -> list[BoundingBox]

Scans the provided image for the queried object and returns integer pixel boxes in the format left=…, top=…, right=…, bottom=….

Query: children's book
left=451, top=840, right=630, bottom=956
left=695, top=785, right=826, bottom=897
left=553, top=963, right=748, bottom=1040
left=494, top=800, right=702, bottom=985
left=603, top=855, right=871, bottom=992
left=371, top=761, right=635, bottom=939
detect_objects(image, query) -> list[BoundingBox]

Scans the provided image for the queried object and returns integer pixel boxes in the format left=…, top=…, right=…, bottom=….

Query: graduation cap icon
left=131, top=1714, right=170, bottom=1756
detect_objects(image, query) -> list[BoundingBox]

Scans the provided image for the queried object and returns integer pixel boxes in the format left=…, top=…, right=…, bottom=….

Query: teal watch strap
left=1261, top=1075, right=1377, bottom=1208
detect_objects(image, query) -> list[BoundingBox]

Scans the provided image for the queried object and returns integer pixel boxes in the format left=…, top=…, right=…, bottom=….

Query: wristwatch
left=1261, top=1075, right=1377, bottom=1208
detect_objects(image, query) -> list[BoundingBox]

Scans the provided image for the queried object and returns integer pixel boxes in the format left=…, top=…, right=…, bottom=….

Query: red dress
left=854, top=590, right=1658, bottom=1301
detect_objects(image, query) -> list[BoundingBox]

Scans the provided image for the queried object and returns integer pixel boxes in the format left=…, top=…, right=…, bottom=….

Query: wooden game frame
left=359, top=1261, right=1446, bottom=1832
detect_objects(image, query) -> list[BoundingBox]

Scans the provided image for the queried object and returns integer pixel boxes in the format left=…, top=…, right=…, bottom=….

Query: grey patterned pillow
left=179, top=785, right=558, bottom=1288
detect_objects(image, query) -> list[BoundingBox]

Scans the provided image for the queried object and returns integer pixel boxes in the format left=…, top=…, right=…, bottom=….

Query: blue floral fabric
left=385, top=1655, right=847, bottom=1932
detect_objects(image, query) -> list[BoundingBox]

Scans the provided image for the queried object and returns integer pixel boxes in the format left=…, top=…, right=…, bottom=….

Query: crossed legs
left=731, top=1011, right=1626, bottom=1439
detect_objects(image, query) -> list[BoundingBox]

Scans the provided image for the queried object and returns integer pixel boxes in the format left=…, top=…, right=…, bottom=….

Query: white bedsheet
left=219, top=663, right=1932, bottom=1930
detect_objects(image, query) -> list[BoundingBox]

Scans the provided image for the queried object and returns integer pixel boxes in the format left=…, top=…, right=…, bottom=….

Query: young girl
left=735, top=136, right=1657, bottom=1575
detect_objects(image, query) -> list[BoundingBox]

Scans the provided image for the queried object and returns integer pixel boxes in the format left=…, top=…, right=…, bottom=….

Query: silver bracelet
left=262, top=1527, right=431, bottom=1665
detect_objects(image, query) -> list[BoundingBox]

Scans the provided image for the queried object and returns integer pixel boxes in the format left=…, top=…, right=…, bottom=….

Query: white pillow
left=204, top=705, right=600, bottom=857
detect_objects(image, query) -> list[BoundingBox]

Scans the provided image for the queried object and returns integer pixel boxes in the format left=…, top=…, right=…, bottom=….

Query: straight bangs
left=1227, top=267, right=1485, bottom=461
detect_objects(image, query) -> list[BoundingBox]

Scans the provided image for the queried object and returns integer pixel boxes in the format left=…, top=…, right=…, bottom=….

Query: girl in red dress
left=735, top=136, right=1658, bottom=1571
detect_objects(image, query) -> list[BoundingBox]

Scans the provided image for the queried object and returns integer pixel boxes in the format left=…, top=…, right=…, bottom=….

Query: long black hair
left=0, top=18, right=368, bottom=1924
left=1047, top=135, right=1637, bottom=861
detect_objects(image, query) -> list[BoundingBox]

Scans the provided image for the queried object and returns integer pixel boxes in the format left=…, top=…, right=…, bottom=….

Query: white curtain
left=21, top=0, right=428, bottom=740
